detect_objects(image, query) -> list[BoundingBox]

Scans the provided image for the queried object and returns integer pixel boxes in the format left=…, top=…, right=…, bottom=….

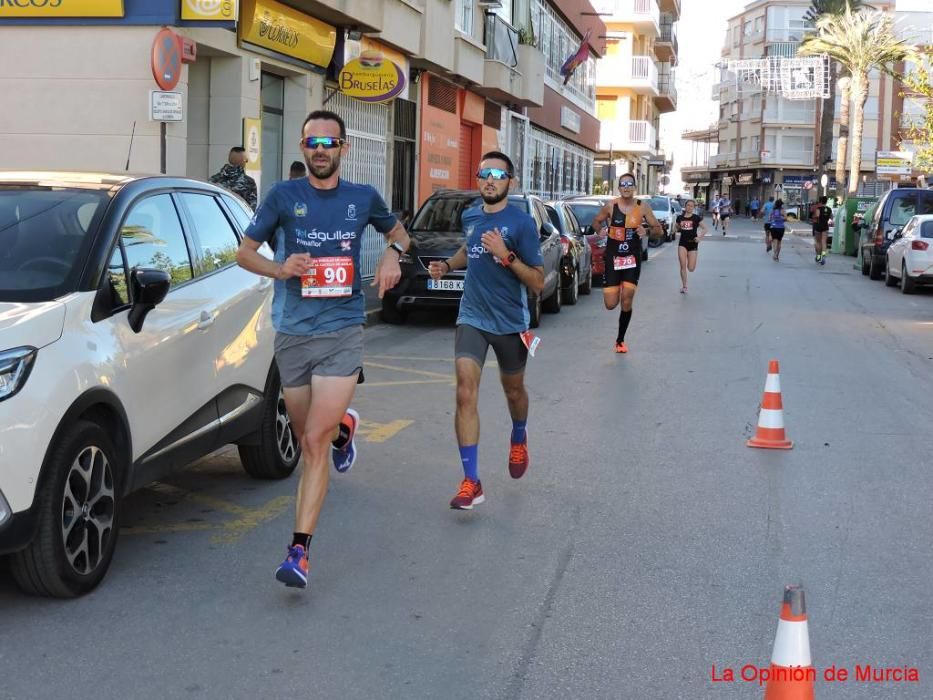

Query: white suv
left=0, top=172, right=300, bottom=597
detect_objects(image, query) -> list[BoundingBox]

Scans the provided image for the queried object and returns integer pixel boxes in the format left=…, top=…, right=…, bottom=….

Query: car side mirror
left=541, top=222, right=557, bottom=240
left=128, top=268, right=171, bottom=333
left=893, top=228, right=904, bottom=239
left=584, top=225, right=595, bottom=236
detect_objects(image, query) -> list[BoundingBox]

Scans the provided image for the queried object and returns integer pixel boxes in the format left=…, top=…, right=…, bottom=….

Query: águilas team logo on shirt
left=294, top=203, right=308, bottom=217
left=341, top=240, right=352, bottom=252
left=346, top=204, right=357, bottom=221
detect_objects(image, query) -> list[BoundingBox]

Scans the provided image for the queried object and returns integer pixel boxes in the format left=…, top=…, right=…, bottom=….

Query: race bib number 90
left=301, top=257, right=354, bottom=298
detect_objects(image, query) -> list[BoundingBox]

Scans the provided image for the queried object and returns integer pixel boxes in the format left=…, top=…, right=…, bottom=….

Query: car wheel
left=580, top=265, right=592, bottom=295
left=11, top=420, right=120, bottom=597
left=868, top=255, right=883, bottom=280
left=860, top=251, right=870, bottom=275
left=380, top=296, right=407, bottom=324
left=528, top=292, right=542, bottom=328
left=564, top=268, right=579, bottom=306
left=238, top=365, right=301, bottom=480
left=884, top=256, right=897, bottom=287
left=901, top=261, right=916, bottom=294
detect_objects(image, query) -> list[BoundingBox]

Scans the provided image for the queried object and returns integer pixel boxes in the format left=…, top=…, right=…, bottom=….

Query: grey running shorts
left=274, top=325, right=363, bottom=388
left=455, top=324, right=528, bottom=375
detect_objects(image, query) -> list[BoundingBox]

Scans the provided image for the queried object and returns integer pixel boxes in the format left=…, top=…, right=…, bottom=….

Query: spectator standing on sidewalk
left=236, top=110, right=410, bottom=590
left=289, top=160, right=307, bottom=179
left=428, top=151, right=544, bottom=510
left=750, top=197, right=760, bottom=220
left=210, top=146, right=258, bottom=209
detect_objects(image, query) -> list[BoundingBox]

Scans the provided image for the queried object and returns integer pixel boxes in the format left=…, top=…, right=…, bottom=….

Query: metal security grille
left=393, top=99, right=417, bottom=216
left=484, top=101, right=502, bottom=129
left=331, top=92, right=389, bottom=279
left=428, top=78, right=458, bottom=113
left=526, top=126, right=594, bottom=199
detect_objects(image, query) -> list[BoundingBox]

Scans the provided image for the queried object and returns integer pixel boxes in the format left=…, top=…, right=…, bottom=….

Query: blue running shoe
left=332, top=408, right=359, bottom=473
left=275, top=545, right=309, bottom=589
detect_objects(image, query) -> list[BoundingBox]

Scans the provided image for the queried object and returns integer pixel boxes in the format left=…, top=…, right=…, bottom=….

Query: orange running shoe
left=508, top=440, right=529, bottom=479
left=449, top=478, right=484, bottom=510
left=615, top=341, right=628, bottom=354
left=275, top=544, right=309, bottom=589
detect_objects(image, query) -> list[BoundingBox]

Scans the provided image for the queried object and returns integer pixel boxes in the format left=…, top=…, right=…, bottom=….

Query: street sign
left=876, top=150, right=912, bottom=175
left=150, top=91, right=183, bottom=122
left=151, top=28, right=182, bottom=91
left=804, top=180, right=813, bottom=190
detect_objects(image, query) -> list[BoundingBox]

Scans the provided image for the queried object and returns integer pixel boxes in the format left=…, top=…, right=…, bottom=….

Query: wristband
left=442, top=260, right=451, bottom=273
left=387, top=241, right=406, bottom=257
left=500, top=252, right=517, bottom=267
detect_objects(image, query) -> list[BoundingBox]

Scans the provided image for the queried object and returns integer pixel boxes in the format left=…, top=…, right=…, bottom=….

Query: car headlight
left=0, top=346, right=37, bottom=402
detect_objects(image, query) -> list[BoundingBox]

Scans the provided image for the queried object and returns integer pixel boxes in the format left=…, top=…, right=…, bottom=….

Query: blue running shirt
left=244, top=178, right=396, bottom=335
left=457, top=204, right=544, bottom=335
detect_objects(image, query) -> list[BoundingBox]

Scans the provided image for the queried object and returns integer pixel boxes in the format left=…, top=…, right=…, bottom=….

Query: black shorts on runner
left=720, top=213, right=731, bottom=220
left=770, top=227, right=785, bottom=241
left=679, top=239, right=698, bottom=252
left=455, top=324, right=527, bottom=375
left=603, top=249, right=641, bottom=287
left=812, top=227, right=828, bottom=236
left=764, top=223, right=772, bottom=233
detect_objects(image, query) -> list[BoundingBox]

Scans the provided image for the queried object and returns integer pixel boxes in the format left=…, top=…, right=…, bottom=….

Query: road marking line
left=366, top=355, right=455, bottom=362
left=122, top=522, right=216, bottom=536
left=360, top=378, right=455, bottom=388
left=358, top=419, right=414, bottom=443
left=364, top=361, right=453, bottom=380
left=211, top=495, right=295, bottom=545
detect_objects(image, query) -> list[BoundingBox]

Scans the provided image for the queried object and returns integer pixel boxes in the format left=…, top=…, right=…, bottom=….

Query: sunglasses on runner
left=302, top=136, right=345, bottom=149
left=476, top=167, right=512, bottom=181
left=619, top=181, right=636, bottom=188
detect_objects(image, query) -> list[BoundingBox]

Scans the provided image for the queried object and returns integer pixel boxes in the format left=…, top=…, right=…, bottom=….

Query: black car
left=858, top=187, right=933, bottom=279
left=545, top=200, right=593, bottom=305
left=382, top=190, right=563, bottom=328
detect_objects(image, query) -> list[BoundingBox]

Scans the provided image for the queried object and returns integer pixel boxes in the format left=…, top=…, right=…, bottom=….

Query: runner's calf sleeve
left=511, top=419, right=527, bottom=444
left=617, top=309, right=633, bottom=343
left=292, top=532, right=312, bottom=549
left=460, top=444, right=479, bottom=481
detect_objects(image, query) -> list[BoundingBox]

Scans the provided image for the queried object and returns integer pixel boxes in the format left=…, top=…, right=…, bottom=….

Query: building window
left=456, top=0, right=474, bottom=35
left=532, top=0, right=596, bottom=113
left=260, top=72, right=284, bottom=200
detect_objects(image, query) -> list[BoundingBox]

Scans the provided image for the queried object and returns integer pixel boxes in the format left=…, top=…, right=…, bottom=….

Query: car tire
left=580, top=265, right=592, bottom=295
left=239, top=366, right=301, bottom=480
left=10, top=420, right=120, bottom=597
left=884, top=257, right=898, bottom=287
left=869, top=255, right=883, bottom=280
left=901, top=261, right=916, bottom=294
left=861, top=251, right=870, bottom=275
left=564, top=268, right=579, bottom=306
left=528, top=292, right=542, bottom=328
left=380, top=296, right=407, bottom=325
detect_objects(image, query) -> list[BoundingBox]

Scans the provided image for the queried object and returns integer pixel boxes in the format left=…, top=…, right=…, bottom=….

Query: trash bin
left=832, top=196, right=876, bottom=256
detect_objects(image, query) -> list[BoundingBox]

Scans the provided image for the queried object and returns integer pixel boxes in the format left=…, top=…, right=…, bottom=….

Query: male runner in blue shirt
left=236, top=110, right=410, bottom=589
left=428, top=152, right=544, bottom=509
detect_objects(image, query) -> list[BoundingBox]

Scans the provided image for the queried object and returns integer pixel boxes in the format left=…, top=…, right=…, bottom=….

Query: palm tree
left=802, top=0, right=864, bottom=196
left=800, top=7, right=915, bottom=195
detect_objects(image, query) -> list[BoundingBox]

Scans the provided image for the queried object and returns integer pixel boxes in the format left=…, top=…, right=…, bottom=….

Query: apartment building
left=710, top=0, right=915, bottom=212
left=592, top=0, right=679, bottom=195
left=680, top=124, right=719, bottom=206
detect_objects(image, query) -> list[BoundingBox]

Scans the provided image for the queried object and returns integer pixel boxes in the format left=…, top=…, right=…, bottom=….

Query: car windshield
left=890, top=192, right=933, bottom=227
left=409, top=194, right=529, bottom=232
left=566, top=202, right=602, bottom=229
left=645, top=197, right=669, bottom=210
left=0, top=187, right=108, bottom=302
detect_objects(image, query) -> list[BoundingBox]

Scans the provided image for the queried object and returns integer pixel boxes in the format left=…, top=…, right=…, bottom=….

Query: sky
left=661, top=0, right=930, bottom=191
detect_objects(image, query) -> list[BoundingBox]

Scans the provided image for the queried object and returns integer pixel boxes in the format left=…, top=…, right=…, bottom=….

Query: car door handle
left=197, top=310, right=218, bottom=330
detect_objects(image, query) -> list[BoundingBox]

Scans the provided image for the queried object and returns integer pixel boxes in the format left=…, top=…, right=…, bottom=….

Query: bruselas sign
left=0, top=0, right=123, bottom=16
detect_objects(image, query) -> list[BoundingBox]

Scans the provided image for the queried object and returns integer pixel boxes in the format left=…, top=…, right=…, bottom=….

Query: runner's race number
left=301, top=257, right=354, bottom=298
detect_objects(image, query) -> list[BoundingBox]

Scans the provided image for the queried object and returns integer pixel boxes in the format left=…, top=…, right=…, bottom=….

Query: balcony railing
left=659, top=16, right=678, bottom=56
left=595, top=54, right=659, bottom=93
left=484, top=13, right=518, bottom=67
left=658, top=73, right=677, bottom=103
left=710, top=152, right=736, bottom=168
left=765, top=41, right=800, bottom=58
left=590, top=0, right=660, bottom=33
left=599, top=119, right=656, bottom=152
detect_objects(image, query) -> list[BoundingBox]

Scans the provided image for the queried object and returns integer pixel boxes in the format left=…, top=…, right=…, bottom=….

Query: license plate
left=428, top=278, right=464, bottom=291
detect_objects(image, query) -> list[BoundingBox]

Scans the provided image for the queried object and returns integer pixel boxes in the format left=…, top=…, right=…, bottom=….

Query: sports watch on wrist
left=500, top=252, right=517, bottom=267
left=387, top=241, right=406, bottom=257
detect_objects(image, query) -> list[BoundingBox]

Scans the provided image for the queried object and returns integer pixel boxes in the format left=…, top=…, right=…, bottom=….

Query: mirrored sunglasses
left=476, top=167, right=512, bottom=181
left=619, top=181, right=636, bottom=188
left=302, top=136, right=345, bottom=149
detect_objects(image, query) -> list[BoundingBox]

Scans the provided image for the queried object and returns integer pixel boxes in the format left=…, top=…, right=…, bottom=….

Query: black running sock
left=331, top=418, right=351, bottom=449
left=292, top=532, right=312, bottom=550
left=617, top=309, right=633, bottom=343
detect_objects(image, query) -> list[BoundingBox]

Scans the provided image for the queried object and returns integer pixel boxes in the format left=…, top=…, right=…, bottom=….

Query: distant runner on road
left=769, top=199, right=787, bottom=262
left=676, top=199, right=709, bottom=294
left=810, top=195, right=832, bottom=265
left=236, top=110, right=410, bottom=590
left=762, top=196, right=775, bottom=253
left=591, top=173, right=663, bottom=354
left=428, top=151, right=544, bottom=510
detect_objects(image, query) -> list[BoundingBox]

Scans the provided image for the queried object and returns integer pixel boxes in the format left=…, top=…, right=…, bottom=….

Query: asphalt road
left=2, top=216, right=931, bottom=699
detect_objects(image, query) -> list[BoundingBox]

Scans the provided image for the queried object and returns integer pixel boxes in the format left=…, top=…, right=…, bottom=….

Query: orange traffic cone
left=763, top=585, right=815, bottom=699
left=748, top=359, right=793, bottom=449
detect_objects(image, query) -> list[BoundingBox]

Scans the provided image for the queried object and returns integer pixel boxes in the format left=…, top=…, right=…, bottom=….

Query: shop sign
left=338, top=45, right=405, bottom=103
left=682, top=171, right=710, bottom=182
left=239, top=0, right=336, bottom=69
left=737, top=173, right=754, bottom=184
left=560, top=107, right=581, bottom=134
left=181, top=0, right=237, bottom=21
left=875, top=150, right=912, bottom=175
left=0, top=0, right=123, bottom=17
left=150, top=91, right=183, bottom=122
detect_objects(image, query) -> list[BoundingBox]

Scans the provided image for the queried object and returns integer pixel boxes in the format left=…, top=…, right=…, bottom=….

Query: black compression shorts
left=455, top=324, right=527, bottom=374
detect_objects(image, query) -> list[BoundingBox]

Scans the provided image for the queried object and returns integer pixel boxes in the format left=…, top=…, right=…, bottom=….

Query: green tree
left=802, top=0, right=864, bottom=195
left=800, top=7, right=915, bottom=195
left=898, top=48, right=933, bottom=172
